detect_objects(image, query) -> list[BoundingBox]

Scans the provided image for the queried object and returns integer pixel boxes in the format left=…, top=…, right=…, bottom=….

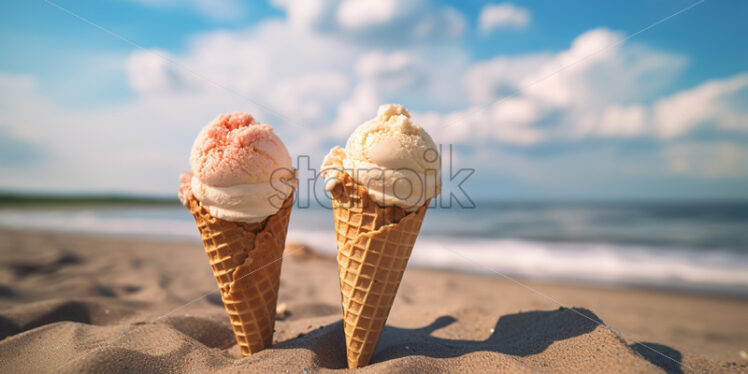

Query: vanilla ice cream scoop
left=180, top=112, right=296, bottom=223
left=322, top=104, right=440, bottom=211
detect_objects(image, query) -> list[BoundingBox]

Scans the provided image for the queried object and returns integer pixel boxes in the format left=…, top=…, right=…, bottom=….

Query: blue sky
left=0, top=0, right=746, bottom=200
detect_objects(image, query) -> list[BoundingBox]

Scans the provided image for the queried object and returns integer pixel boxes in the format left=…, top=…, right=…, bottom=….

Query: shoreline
left=2, top=226, right=747, bottom=299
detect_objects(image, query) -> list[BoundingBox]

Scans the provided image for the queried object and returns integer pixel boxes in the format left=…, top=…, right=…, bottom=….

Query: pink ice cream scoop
left=180, top=112, right=295, bottom=223
left=190, top=112, right=292, bottom=187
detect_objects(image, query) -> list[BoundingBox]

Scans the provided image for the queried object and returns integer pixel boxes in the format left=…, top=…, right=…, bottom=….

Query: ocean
left=1, top=200, right=747, bottom=295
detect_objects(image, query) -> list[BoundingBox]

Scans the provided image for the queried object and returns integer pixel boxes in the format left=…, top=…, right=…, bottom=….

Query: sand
left=0, top=228, right=746, bottom=373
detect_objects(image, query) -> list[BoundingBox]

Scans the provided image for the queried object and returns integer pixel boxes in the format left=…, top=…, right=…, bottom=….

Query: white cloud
left=521, top=29, right=686, bottom=109
left=272, top=0, right=465, bottom=43
left=354, top=51, right=422, bottom=91
left=447, top=144, right=676, bottom=199
left=331, top=50, right=424, bottom=135
left=451, top=28, right=686, bottom=144
left=128, top=0, right=246, bottom=22
left=425, top=98, right=545, bottom=146
left=464, top=54, right=549, bottom=104
left=664, top=142, right=748, bottom=178
left=578, top=105, right=650, bottom=138
left=125, top=50, right=187, bottom=94
left=121, top=18, right=467, bottom=164
left=124, top=21, right=361, bottom=130
left=269, top=72, right=350, bottom=123
left=478, top=3, right=531, bottom=34
left=332, top=47, right=471, bottom=135
left=336, top=0, right=403, bottom=29
left=654, top=73, right=748, bottom=138
left=417, top=110, right=471, bottom=144
left=411, top=7, right=466, bottom=41
left=332, top=83, right=381, bottom=135
left=331, top=28, right=743, bottom=151
left=0, top=73, right=46, bottom=141
left=0, top=72, right=176, bottom=192
left=270, top=0, right=339, bottom=30
left=182, top=22, right=358, bottom=94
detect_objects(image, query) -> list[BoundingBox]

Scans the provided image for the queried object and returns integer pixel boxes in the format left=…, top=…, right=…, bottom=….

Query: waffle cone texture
left=186, top=192, right=293, bottom=356
left=330, top=173, right=429, bottom=368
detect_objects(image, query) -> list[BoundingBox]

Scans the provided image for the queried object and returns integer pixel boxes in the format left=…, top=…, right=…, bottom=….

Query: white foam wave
left=288, top=229, right=748, bottom=292
left=1, top=209, right=746, bottom=292
left=0, top=208, right=198, bottom=239
left=409, top=236, right=748, bottom=289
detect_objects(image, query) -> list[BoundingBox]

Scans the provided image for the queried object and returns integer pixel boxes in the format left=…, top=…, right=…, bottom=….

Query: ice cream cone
left=330, top=173, right=429, bottom=368
left=186, top=192, right=294, bottom=356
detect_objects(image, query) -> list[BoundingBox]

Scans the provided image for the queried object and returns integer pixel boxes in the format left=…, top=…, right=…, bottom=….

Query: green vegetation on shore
left=0, top=192, right=180, bottom=206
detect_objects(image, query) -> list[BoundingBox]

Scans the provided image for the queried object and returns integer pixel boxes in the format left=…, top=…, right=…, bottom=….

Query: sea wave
left=290, top=229, right=748, bottom=294
left=0, top=208, right=195, bottom=238
left=1, top=208, right=747, bottom=294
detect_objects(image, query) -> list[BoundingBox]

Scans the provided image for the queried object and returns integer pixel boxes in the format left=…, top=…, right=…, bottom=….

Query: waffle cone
left=330, top=174, right=429, bottom=368
left=186, top=193, right=293, bottom=356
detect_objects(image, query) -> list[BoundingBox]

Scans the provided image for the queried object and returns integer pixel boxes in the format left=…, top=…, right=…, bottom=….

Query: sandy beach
left=0, top=228, right=746, bottom=373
